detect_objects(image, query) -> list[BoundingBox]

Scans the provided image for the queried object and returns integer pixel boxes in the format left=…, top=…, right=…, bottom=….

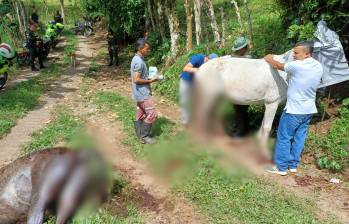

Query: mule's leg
left=56, top=166, right=88, bottom=224
left=258, top=101, right=279, bottom=158
left=28, top=157, right=75, bottom=224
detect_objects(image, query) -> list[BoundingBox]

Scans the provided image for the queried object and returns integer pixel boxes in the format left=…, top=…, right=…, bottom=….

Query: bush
left=306, top=98, right=349, bottom=171
left=278, top=0, right=349, bottom=58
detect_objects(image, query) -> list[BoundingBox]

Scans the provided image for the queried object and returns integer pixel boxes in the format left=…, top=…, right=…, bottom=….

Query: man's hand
left=264, top=54, right=285, bottom=71
left=150, top=78, right=158, bottom=83
left=264, top=54, right=274, bottom=63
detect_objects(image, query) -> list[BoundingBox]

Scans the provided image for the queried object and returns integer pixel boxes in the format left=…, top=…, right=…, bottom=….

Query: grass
left=0, top=64, right=61, bottom=138
left=306, top=98, right=349, bottom=171
left=89, top=85, right=337, bottom=224
left=22, top=106, right=86, bottom=155
left=0, top=30, right=78, bottom=139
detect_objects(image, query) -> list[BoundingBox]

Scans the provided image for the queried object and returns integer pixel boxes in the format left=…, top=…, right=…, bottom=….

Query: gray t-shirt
left=130, top=54, right=151, bottom=102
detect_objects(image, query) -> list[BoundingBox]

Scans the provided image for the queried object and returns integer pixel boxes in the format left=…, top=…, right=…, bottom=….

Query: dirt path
left=0, top=36, right=91, bottom=168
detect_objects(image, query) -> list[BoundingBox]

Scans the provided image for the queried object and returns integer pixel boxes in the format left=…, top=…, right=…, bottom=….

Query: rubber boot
left=141, top=122, right=156, bottom=144
left=134, top=120, right=143, bottom=142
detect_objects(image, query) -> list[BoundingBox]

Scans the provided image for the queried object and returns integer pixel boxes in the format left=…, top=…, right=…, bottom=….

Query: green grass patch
left=0, top=64, right=61, bottom=138
left=22, top=106, right=87, bottom=155
left=0, top=30, right=79, bottom=139
left=306, top=98, right=349, bottom=172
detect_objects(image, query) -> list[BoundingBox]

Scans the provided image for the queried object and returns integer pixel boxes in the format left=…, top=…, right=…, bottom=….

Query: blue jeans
left=274, top=111, right=313, bottom=171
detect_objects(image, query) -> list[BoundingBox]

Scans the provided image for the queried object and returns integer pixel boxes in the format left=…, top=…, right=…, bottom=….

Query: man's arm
left=133, top=72, right=157, bottom=84
left=183, top=63, right=198, bottom=74
left=264, top=54, right=285, bottom=71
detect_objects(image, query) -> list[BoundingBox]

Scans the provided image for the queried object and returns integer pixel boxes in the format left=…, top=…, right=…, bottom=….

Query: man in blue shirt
left=264, top=41, right=323, bottom=176
left=179, top=53, right=218, bottom=125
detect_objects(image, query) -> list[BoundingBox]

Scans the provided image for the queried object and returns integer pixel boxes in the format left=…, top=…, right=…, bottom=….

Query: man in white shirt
left=264, top=41, right=323, bottom=176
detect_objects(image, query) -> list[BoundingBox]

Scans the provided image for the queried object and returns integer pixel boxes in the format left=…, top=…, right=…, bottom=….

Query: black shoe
left=108, top=62, right=113, bottom=66
left=31, top=67, right=39, bottom=71
left=40, top=65, right=46, bottom=69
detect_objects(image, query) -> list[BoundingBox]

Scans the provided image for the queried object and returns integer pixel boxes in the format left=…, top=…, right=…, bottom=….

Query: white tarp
left=312, top=20, right=349, bottom=88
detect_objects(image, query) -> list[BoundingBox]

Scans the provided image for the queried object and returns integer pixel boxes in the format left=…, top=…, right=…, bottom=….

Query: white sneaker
left=265, top=166, right=287, bottom=176
left=289, top=168, right=297, bottom=173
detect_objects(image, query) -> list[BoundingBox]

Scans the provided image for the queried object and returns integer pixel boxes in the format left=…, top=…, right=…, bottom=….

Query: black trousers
left=108, top=45, right=118, bottom=65
left=29, top=47, right=43, bottom=69
left=233, top=105, right=250, bottom=136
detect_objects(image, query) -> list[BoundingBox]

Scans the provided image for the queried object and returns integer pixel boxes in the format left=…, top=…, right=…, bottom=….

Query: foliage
left=278, top=0, right=349, bottom=57
left=287, top=21, right=316, bottom=42
left=80, top=0, right=145, bottom=39
left=306, top=98, right=349, bottom=171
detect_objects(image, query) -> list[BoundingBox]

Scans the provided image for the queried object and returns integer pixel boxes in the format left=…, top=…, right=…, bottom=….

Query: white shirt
left=284, top=57, right=323, bottom=114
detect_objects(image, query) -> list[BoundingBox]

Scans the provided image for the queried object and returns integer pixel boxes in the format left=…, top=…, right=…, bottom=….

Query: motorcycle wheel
left=84, top=27, right=93, bottom=37
left=17, top=53, right=31, bottom=67
left=0, top=72, right=8, bottom=90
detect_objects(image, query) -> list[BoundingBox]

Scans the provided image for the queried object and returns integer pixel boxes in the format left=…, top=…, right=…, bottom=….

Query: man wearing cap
left=230, top=37, right=252, bottom=137
left=179, top=53, right=218, bottom=125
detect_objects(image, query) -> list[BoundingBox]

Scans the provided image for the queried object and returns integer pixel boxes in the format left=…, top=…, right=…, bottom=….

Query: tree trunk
left=60, top=0, right=65, bottom=24
left=203, top=0, right=220, bottom=44
left=193, top=0, right=202, bottom=46
left=164, top=0, right=180, bottom=65
left=154, top=0, right=167, bottom=40
left=243, top=0, right=253, bottom=47
left=220, top=6, right=225, bottom=47
left=42, top=0, right=49, bottom=21
left=146, top=0, right=156, bottom=32
left=184, top=0, right=193, bottom=50
left=14, top=0, right=24, bottom=35
left=231, top=0, right=243, bottom=34
left=18, top=1, right=28, bottom=33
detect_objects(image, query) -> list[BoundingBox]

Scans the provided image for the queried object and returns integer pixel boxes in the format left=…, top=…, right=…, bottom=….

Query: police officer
left=27, top=23, right=44, bottom=71
left=106, top=27, right=118, bottom=66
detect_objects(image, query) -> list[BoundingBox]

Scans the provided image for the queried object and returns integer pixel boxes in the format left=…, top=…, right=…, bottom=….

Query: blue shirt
left=284, top=57, right=323, bottom=114
left=130, top=54, right=151, bottom=102
left=180, top=54, right=206, bottom=83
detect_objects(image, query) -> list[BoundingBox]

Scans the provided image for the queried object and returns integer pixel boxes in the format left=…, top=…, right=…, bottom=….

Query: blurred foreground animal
left=0, top=147, right=109, bottom=224
left=193, top=54, right=292, bottom=156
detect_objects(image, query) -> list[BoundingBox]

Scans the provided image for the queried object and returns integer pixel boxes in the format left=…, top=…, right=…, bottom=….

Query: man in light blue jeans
left=264, top=41, right=323, bottom=176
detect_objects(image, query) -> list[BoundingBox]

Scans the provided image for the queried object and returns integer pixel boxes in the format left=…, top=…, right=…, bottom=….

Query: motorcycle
left=72, top=19, right=94, bottom=36
left=0, top=59, right=13, bottom=90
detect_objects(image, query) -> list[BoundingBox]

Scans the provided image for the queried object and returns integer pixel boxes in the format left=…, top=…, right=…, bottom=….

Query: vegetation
left=0, top=64, right=61, bottom=138
left=306, top=98, right=349, bottom=171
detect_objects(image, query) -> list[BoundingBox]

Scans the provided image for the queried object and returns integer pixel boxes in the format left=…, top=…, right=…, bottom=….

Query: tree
left=164, top=0, right=180, bottom=65
left=184, top=0, right=193, bottom=50
left=146, top=0, right=156, bottom=32
left=220, top=6, right=225, bottom=47
left=231, top=0, right=243, bottom=34
left=60, top=0, right=65, bottom=24
left=193, top=0, right=202, bottom=46
left=243, top=0, right=253, bottom=47
left=203, top=0, right=220, bottom=44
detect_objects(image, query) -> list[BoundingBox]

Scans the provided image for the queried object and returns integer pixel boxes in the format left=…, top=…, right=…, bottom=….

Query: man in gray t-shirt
left=131, top=40, right=158, bottom=144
